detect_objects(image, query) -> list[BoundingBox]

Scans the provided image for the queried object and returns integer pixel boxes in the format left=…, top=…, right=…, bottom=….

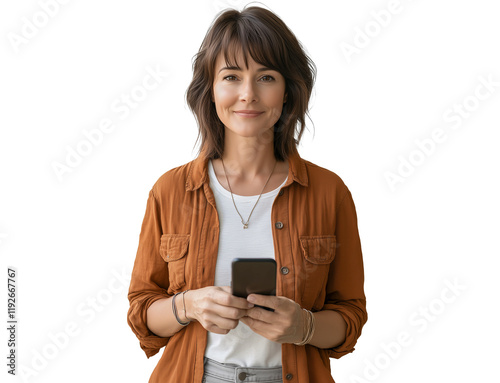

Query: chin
left=229, top=125, right=271, bottom=137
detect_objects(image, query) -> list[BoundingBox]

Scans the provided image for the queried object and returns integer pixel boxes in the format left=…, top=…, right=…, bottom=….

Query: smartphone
left=231, top=258, right=276, bottom=311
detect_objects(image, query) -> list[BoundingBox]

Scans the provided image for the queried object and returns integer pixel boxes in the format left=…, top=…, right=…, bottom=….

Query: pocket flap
left=299, top=235, right=336, bottom=264
left=159, top=234, right=190, bottom=262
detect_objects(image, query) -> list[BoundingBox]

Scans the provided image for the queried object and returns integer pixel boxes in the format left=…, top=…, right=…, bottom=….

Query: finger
left=214, top=288, right=254, bottom=309
left=203, top=295, right=250, bottom=320
left=239, top=316, right=253, bottom=328
left=246, top=306, right=274, bottom=324
left=203, top=312, right=239, bottom=332
left=240, top=315, right=270, bottom=334
left=207, top=324, right=230, bottom=335
left=213, top=303, right=249, bottom=320
left=247, top=294, right=279, bottom=310
left=194, top=293, right=248, bottom=321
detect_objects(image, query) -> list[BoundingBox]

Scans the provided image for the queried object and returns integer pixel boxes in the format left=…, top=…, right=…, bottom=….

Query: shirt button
left=286, top=373, right=293, bottom=380
left=275, top=221, right=284, bottom=229
left=238, top=372, right=247, bottom=381
left=280, top=266, right=290, bottom=275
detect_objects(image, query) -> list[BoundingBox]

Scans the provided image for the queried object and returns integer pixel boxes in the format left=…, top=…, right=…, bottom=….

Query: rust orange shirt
left=127, top=146, right=367, bottom=383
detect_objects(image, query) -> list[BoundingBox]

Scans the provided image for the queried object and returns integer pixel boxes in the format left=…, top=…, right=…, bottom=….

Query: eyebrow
left=218, top=66, right=273, bottom=74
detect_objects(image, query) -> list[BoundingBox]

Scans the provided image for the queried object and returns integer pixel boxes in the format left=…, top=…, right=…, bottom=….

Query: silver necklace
left=220, top=157, right=277, bottom=229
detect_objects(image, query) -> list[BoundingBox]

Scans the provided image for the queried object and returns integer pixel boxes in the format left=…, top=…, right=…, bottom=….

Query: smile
left=234, top=111, right=264, bottom=118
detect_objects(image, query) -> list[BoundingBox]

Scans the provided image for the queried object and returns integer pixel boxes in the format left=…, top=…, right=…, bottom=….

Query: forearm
left=146, top=294, right=189, bottom=338
left=308, top=310, right=347, bottom=349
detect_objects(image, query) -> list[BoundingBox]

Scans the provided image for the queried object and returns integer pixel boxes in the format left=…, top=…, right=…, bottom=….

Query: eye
left=260, top=75, right=275, bottom=82
left=223, top=75, right=238, bottom=81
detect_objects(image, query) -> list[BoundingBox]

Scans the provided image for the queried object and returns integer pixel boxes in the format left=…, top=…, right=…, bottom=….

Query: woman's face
left=212, top=50, right=287, bottom=140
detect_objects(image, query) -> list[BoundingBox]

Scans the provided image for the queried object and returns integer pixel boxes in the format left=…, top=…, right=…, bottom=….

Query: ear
left=283, top=93, right=288, bottom=103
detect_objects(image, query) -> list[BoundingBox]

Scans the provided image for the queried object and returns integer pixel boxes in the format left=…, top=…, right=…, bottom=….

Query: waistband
left=203, top=357, right=283, bottom=382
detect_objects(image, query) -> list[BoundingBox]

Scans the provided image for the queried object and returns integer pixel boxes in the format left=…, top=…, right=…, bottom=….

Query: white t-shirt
left=204, top=159, right=288, bottom=367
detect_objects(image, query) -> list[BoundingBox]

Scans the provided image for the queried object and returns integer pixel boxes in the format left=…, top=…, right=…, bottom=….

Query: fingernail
left=247, top=295, right=256, bottom=303
left=247, top=303, right=254, bottom=308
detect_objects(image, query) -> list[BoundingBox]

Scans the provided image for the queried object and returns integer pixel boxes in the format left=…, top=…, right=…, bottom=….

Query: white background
left=1, top=0, right=499, bottom=382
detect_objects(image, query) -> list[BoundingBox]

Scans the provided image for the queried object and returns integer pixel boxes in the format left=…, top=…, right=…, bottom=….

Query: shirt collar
left=185, top=146, right=309, bottom=192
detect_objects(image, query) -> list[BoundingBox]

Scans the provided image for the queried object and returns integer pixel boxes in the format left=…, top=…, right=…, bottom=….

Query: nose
left=239, top=78, right=258, bottom=103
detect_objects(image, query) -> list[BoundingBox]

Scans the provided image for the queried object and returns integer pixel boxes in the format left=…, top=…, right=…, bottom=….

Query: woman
left=127, top=5, right=367, bottom=383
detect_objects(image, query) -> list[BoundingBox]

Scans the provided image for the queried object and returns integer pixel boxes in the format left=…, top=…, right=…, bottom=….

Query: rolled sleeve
left=324, top=186, right=367, bottom=359
left=127, top=187, right=171, bottom=358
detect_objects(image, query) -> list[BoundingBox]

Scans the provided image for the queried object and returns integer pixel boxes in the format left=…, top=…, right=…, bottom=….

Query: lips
left=234, top=110, right=264, bottom=117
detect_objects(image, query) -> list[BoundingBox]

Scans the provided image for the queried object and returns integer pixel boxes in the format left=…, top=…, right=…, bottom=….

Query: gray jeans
left=202, top=357, right=283, bottom=383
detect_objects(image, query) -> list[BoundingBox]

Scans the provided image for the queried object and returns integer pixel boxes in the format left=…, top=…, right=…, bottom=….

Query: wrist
left=297, top=308, right=307, bottom=343
left=293, top=308, right=315, bottom=346
left=172, top=291, right=191, bottom=326
left=183, top=290, right=195, bottom=322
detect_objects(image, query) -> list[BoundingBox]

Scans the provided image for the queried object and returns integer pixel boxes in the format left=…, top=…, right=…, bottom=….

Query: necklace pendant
left=243, top=223, right=248, bottom=229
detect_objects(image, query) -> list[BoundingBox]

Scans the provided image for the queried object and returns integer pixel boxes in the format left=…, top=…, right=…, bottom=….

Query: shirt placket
left=193, top=180, right=221, bottom=383
left=272, top=184, right=299, bottom=382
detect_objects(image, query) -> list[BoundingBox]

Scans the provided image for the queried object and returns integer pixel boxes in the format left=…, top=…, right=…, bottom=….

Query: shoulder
left=149, top=158, right=196, bottom=199
left=301, top=158, right=351, bottom=208
left=303, top=158, right=349, bottom=189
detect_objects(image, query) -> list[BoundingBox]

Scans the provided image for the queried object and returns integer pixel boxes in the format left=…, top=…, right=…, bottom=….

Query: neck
left=219, top=134, right=278, bottom=181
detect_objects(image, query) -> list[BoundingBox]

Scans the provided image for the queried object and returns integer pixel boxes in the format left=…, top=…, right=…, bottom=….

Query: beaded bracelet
left=172, top=290, right=191, bottom=326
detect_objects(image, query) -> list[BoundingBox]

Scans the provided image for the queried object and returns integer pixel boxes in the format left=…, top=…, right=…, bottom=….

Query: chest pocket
left=159, top=234, right=190, bottom=294
left=299, top=235, right=336, bottom=310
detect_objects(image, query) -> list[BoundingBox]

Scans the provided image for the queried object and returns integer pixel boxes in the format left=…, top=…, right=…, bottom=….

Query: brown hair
left=185, top=5, right=317, bottom=161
